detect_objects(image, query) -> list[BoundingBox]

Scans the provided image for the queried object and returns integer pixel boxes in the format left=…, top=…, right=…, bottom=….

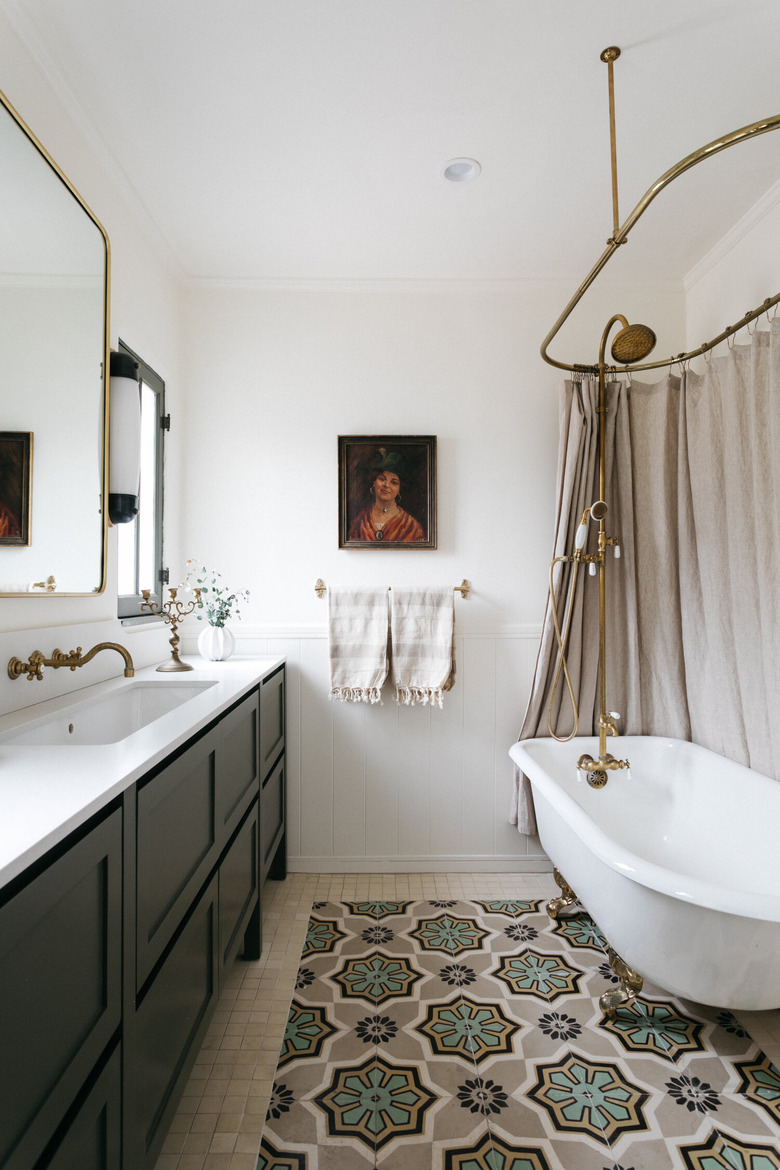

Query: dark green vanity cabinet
left=0, top=661, right=286, bottom=1170
left=260, top=662, right=286, bottom=882
left=124, top=684, right=269, bottom=1170
left=0, top=805, right=123, bottom=1170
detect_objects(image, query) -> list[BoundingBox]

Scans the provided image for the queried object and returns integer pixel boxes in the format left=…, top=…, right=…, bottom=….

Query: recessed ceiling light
left=442, top=158, right=481, bottom=183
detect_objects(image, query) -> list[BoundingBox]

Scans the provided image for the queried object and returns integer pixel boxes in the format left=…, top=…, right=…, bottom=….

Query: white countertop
left=0, top=655, right=284, bottom=889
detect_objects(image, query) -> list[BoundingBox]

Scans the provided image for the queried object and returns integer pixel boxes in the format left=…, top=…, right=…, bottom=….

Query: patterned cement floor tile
left=258, top=899, right=780, bottom=1170
left=481, top=1123, right=621, bottom=1170
left=682, top=1126, right=780, bottom=1169
left=472, top=898, right=546, bottom=919
left=375, top=1120, right=493, bottom=1170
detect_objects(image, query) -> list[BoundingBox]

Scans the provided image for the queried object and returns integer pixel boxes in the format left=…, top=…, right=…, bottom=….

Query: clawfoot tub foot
left=599, top=944, right=644, bottom=1019
left=546, top=867, right=579, bottom=919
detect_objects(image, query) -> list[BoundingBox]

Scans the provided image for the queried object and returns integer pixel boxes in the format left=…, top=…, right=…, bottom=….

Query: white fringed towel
left=328, top=586, right=389, bottom=703
left=390, top=586, right=455, bottom=707
left=510, top=766, right=538, bottom=837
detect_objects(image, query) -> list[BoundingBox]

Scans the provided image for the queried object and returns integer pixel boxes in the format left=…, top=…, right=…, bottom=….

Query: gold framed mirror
left=0, top=86, right=109, bottom=596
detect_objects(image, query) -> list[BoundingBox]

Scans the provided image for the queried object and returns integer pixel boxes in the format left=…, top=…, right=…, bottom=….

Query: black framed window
left=117, top=340, right=166, bottom=619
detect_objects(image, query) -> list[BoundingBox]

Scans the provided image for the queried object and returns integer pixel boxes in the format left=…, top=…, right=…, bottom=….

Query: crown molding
left=185, top=276, right=568, bottom=293
left=185, top=275, right=684, bottom=294
left=684, top=174, right=780, bottom=291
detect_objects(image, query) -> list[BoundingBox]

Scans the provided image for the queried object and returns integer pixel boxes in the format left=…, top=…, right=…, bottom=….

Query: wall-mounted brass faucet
left=8, top=642, right=135, bottom=681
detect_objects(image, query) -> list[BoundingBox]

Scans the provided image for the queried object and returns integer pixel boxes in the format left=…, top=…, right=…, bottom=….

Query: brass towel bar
left=315, top=579, right=470, bottom=599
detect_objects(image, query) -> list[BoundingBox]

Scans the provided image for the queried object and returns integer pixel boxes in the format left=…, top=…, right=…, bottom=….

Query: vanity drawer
left=260, top=664, right=285, bottom=781
left=130, top=875, right=218, bottom=1168
left=216, top=689, right=260, bottom=845
left=135, top=728, right=219, bottom=989
left=0, top=807, right=122, bottom=1170
left=261, top=753, right=285, bottom=881
left=219, top=801, right=259, bottom=972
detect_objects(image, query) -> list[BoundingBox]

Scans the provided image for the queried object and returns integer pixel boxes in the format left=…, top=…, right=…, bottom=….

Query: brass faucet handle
left=598, top=710, right=620, bottom=736
left=51, top=647, right=81, bottom=670
left=8, top=650, right=45, bottom=681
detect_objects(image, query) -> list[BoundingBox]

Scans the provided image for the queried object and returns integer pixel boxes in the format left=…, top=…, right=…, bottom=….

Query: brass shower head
left=610, top=322, right=657, bottom=364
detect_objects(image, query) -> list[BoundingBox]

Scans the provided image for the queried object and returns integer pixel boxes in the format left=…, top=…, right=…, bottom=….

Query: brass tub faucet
left=8, top=642, right=135, bottom=681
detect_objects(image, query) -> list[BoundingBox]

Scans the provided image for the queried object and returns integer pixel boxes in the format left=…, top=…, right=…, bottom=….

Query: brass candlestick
left=141, top=586, right=202, bottom=672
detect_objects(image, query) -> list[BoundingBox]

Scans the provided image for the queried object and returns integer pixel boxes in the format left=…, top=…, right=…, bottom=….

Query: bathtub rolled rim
left=510, top=735, right=780, bottom=924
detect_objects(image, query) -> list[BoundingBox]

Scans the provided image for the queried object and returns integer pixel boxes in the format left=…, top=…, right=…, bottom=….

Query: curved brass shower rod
left=541, top=108, right=780, bottom=375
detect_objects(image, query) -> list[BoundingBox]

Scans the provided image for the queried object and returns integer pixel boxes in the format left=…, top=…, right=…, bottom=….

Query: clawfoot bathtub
left=510, top=735, right=780, bottom=1012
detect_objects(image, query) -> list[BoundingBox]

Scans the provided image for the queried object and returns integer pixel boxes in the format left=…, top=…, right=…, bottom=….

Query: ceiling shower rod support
left=600, top=46, right=626, bottom=246
left=541, top=47, right=780, bottom=374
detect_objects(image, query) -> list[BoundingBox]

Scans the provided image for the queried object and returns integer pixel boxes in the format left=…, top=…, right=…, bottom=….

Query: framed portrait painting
left=0, top=432, right=32, bottom=546
left=338, top=435, right=436, bottom=549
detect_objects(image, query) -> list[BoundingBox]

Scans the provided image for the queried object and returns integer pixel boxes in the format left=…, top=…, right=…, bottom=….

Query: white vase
left=198, top=625, right=235, bottom=662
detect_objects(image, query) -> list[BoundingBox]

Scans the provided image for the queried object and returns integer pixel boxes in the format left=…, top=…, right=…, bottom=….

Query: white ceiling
left=5, top=0, right=780, bottom=283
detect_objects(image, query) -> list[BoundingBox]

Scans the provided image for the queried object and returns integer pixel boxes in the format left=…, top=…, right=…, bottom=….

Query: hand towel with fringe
left=328, top=586, right=389, bottom=703
left=390, top=586, right=455, bottom=707
left=510, top=766, right=538, bottom=837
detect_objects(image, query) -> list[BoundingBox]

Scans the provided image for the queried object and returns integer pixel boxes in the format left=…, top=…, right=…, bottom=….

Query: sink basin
left=0, top=680, right=219, bottom=746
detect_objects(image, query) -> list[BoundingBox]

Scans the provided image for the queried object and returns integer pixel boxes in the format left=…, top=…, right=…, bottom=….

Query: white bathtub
left=510, top=735, right=780, bottom=1011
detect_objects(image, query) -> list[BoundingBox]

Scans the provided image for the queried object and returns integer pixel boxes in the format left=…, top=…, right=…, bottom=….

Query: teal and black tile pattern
left=257, top=898, right=780, bottom=1169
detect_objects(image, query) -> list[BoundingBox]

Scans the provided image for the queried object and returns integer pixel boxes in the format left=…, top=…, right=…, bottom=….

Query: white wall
left=685, top=184, right=780, bottom=353
left=179, top=279, right=684, bottom=869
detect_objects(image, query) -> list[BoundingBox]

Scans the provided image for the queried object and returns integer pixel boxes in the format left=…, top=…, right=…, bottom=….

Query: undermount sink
left=0, top=680, right=219, bottom=746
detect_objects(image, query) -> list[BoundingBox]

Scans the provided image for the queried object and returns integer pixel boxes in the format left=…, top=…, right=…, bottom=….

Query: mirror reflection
left=0, top=89, right=107, bottom=595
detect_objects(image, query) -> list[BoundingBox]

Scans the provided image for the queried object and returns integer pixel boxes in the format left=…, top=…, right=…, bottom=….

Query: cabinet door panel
left=261, top=754, right=285, bottom=881
left=136, top=733, right=218, bottom=988
left=132, top=877, right=218, bottom=1166
left=219, top=803, right=259, bottom=972
left=43, top=1045, right=121, bottom=1170
left=217, top=690, right=259, bottom=844
left=260, top=665, right=285, bottom=782
left=0, top=809, right=122, bottom=1170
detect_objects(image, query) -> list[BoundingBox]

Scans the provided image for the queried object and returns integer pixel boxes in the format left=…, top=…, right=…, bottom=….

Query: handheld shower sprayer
left=547, top=498, right=614, bottom=740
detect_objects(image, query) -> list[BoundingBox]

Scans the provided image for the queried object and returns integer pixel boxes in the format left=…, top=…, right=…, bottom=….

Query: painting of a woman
left=0, top=500, right=20, bottom=539
left=0, top=433, right=31, bottom=546
left=348, top=451, right=425, bottom=543
left=339, top=436, right=436, bottom=549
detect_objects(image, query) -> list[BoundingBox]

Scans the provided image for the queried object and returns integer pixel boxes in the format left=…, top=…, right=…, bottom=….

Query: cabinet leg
left=241, top=899, right=262, bottom=960
left=268, top=833, right=287, bottom=881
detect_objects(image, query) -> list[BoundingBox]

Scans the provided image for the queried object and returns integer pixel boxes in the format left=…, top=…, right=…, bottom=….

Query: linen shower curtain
left=514, top=320, right=780, bottom=834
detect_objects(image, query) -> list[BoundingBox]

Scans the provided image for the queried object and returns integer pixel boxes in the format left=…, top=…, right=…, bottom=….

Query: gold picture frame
left=338, top=435, right=437, bottom=549
left=0, top=431, right=32, bottom=546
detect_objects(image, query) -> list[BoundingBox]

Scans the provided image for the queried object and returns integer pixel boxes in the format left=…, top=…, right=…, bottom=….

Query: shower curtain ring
left=703, top=344, right=711, bottom=363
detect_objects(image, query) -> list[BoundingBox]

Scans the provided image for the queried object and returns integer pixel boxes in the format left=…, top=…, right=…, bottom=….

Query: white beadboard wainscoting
left=184, top=625, right=550, bottom=873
